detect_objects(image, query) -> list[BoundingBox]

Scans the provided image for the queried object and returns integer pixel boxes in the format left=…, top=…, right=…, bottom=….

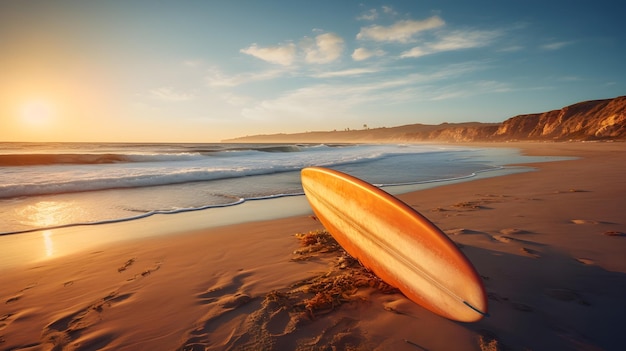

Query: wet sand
left=1, top=141, right=625, bottom=350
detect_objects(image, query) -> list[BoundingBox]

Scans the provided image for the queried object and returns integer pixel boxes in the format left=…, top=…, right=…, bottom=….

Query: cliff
left=493, top=96, right=626, bottom=140
left=224, top=96, right=626, bottom=143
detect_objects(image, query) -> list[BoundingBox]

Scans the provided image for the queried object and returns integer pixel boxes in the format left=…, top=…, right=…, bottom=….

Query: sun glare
left=20, top=100, right=55, bottom=127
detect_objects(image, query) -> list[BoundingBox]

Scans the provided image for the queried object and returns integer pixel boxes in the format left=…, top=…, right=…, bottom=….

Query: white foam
left=0, top=144, right=444, bottom=198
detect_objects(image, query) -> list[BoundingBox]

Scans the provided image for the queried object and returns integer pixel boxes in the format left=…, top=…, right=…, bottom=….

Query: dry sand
left=1, top=142, right=625, bottom=350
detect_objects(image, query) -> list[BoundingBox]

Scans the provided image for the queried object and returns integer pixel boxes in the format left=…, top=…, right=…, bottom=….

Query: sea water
left=0, top=142, right=547, bottom=235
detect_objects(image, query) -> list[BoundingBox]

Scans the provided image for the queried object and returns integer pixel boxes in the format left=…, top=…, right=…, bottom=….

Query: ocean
left=0, top=142, right=541, bottom=235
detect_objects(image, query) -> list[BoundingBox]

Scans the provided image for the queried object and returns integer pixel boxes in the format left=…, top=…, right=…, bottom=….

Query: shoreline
left=1, top=141, right=624, bottom=350
left=0, top=143, right=562, bottom=268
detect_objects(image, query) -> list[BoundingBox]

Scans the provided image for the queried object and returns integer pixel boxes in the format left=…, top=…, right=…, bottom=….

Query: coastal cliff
left=224, top=96, right=626, bottom=143
left=493, top=96, right=626, bottom=140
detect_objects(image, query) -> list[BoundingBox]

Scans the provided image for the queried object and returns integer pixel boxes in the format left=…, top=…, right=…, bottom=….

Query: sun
left=20, top=100, right=55, bottom=127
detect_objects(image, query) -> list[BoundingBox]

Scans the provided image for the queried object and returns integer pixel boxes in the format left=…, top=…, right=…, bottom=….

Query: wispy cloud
left=381, top=6, right=397, bottom=15
left=351, top=47, right=385, bottom=61
left=357, top=5, right=397, bottom=21
left=357, top=8, right=378, bottom=21
left=357, top=17, right=445, bottom=43
left=241, top=33, right=344, bottom=66
left=558, top=75, right=582, bottom=82
left=302, top=33, right=344, bottom=64
left=312, top=68, right=381, bottom=78
left=183, top=59, right=203, bottom=68
left=427, top=80, right=511, bottom=101
left=241, top=62, right=490, bottom=123
left=541, top=41, right=573, bottom=50
left=498, top=45, right=524, bottom=52
left=220, top=92, right=254, bottom=106
left=205, top=67, right=288, bottom=87
left=149, top=87, right=195, bottom=101
left=240, top=42, right=297, bottom=66
left=401, top=29, right=501, bottom=58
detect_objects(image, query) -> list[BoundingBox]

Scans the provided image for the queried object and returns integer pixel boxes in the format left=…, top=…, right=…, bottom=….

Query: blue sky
left=1, top=0, right=624, bottom=142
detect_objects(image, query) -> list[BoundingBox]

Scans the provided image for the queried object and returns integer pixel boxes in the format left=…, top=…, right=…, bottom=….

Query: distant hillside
left=224, top=96, right=626, bottom=143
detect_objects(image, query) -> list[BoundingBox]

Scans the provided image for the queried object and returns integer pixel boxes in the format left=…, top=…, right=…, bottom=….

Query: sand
left=1, top=142, right=625, bottom=350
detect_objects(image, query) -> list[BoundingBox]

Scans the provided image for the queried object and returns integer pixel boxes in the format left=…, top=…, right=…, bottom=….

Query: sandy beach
left=1, top=141, right=625, bottom=351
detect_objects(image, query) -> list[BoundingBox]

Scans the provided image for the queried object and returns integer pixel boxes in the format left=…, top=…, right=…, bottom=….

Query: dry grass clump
left=268, top=230, right=398, bottom=319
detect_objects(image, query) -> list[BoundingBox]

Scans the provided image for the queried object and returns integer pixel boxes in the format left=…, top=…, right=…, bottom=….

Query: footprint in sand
left=180, top=271, right=256, bottom=350
left=446, top=228, right=484, bottom=235
left=511, top=302, right=533, bottom=312
left=41, top=291, right=134, bottom=350
left=1, top=313, right=14, bottom=332
left=570, top=219, right=601, bottom=225
left=492, top=234, right=544, bottom=247
left=220, top=293, right=252, bottom=309
left=520, top=247, right=541, bottom=258
left=492, top=235, right=512, bottom=243
left=499, top=228, right=531, bottom=235
left=545, top=289, right=590, bottom=306
left=124, top=261, right=162, bottom=281
left=452, top=201, right=491, bottom=210
left=5, top=283, right=39, bottom=303
left=556, top=189, right=588, bottom=193
left=5, top=294, right=22, bottom=304
left=117, top=258, right=136, bottom=272
left=576, top=258, right=595, bottom=265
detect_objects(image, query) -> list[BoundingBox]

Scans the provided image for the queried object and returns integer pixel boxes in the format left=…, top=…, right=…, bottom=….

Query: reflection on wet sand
left=42, top=230, right=54, bottom=257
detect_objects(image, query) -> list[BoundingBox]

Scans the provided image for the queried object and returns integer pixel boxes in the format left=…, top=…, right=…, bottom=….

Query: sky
left=1, top=0, right=624, bottom=142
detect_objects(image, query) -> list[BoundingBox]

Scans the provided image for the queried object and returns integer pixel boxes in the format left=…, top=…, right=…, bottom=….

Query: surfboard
left=301, top=167, right=488, bottom=322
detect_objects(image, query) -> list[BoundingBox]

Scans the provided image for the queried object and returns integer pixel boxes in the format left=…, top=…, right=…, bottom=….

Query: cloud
left=242, top=85, right=348, bottom=123
left=312, top=68, right=380, bottom=78
left=183, top=59, right=202, bottom=67
left=240, top=42, right=296, bottom=65
left=401, top=29, right=500, bottom=58
left=429, top=80, right=511, bottom=100
left=241, top=33, right=344, bottom=66
left=357, top=9, right=378, bottom=21
left=351, top=47, right=385, bottom=61
left=381, top=6, right=396, bottom=15
left=205, top=67, right=287, bottom=87
left=357, top=17, right=445, bottom=43
left=241, top=62, right=490, bottom=123
left=302, top=33, right=344, bottom=64
left=149, top=87, right=194, bottom=101
left=220, top=93, right=254, bottom=106
left=498, top=45, right=524, bottom=52
left=541, top=41, right=573, bottom=50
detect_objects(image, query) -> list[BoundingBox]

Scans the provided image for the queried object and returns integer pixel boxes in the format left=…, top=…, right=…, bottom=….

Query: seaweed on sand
left=269, top=230, right=399, bottom=319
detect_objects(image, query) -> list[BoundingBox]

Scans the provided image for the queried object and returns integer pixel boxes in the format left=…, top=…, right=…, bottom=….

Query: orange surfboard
left=301, top=167, right=488, bottom=322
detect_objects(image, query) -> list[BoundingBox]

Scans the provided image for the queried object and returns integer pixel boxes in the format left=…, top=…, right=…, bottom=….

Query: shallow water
left=0, top=142, right=563, bottom=235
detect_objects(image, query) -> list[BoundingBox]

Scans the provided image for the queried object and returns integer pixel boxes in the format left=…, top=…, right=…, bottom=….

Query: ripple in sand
left=604, top=231, right=625, bottom=237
